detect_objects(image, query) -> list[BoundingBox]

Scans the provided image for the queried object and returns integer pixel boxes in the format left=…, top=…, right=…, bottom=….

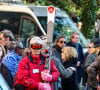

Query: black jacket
left=66, top=41, right=84, bottom=64
left=62, top=58, right=79, bottom=90
left=66, top=41, right=84, bottom=82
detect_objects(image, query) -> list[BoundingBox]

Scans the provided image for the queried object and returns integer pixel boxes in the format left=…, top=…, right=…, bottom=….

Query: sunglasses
left=59, top=41, right=66, bottom=44
left=87, top=47, right=92, bottom=49
left=31, top=44, right=42, bottom=49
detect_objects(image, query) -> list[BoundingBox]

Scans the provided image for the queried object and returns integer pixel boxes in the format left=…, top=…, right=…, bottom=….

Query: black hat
left=93, top=38, right=100, bottom=48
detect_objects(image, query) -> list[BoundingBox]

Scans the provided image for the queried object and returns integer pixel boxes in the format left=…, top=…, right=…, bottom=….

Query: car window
left=20, top=16, right=43, bottom=47
left=0, top=12, right=21, bottom=34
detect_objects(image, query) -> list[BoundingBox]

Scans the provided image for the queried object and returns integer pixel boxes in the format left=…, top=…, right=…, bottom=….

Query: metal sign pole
left=44, top=6, right=55, bottom=72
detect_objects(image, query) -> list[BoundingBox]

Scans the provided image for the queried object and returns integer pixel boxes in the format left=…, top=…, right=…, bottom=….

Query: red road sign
left=48, top=6, right=54, bottom=13
left=47, top=6, right=55, bottom=23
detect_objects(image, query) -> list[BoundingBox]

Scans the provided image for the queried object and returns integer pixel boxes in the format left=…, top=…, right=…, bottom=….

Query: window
left=20, top=16, right=43, bottom=47
left=20, top=16, right=36, bottom=47
left=0, top=12, right=21, bottom=35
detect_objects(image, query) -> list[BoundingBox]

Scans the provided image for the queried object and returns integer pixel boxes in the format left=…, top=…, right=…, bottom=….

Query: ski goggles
left=31, top=44, right=42, bottom=49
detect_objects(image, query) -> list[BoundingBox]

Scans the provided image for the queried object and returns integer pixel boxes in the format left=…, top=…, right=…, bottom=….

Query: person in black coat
left=61, top=46, right=79, bottom=90
left=71, top=12, right=79, bottom=28
left=66, top=32, right=84, bottom=83
left=52, top=35, right=66, bottom=90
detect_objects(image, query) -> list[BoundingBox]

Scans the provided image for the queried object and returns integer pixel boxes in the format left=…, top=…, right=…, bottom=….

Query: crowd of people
left=0, top=29, right=100, bottom=90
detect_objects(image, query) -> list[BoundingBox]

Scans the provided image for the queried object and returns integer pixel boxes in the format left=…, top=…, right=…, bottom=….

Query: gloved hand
left=38, top=83, right=51, bottom=90
left=41, top=69, right=52, bottom=82
left=69, top=67, right=76, bottom=71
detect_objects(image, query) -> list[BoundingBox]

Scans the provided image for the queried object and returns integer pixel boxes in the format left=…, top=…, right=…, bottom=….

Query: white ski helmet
left=30, top=36, right=43, bottom=45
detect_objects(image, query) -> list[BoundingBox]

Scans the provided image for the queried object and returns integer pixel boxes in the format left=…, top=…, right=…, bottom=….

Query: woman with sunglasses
left=16, top=36, right=60, bottom=90
left=52, top=35, right=66, bottom=90
left=52, top=35, right=66, bottom=63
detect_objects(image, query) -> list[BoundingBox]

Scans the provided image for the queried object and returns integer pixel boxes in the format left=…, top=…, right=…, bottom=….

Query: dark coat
left=87, top=55, right=100, bottom=89
left=84, top=53, right=98, bottom=70
left=66, top=41, right=84, bottom=64
left=62, top=58, right=79, bottom=90
left=85, top=53, right=99, bottom=90
left=66, top=41, right=84, bottom=82
left=52, top=45, right=62, bottom=63
left=52, top=45, right=62, bottom=90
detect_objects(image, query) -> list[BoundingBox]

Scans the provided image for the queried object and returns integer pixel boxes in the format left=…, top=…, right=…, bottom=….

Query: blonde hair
left=94, top=46, right=100, bottom=55
left=62, top=47, right=78, bottom=60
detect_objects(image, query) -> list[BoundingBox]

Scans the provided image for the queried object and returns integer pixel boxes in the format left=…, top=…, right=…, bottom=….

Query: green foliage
left=35, top=0, right=71, bottom=14
left=81, top=0, right=96, bottom=39
left=71, top=0, right=81, bottom=6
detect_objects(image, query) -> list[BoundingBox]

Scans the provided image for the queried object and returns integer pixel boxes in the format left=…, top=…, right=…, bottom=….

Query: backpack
left=14, top=63, right=30, bottom=90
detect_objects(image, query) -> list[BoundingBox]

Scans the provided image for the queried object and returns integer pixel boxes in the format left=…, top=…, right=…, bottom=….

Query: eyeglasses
left=31, top=44, right=42, bottom=49
left=59, top=41, right=66, bottom=44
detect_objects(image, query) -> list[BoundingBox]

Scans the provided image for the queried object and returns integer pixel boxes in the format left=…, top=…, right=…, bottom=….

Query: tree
left=81, top=0, right=96, bottom=39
